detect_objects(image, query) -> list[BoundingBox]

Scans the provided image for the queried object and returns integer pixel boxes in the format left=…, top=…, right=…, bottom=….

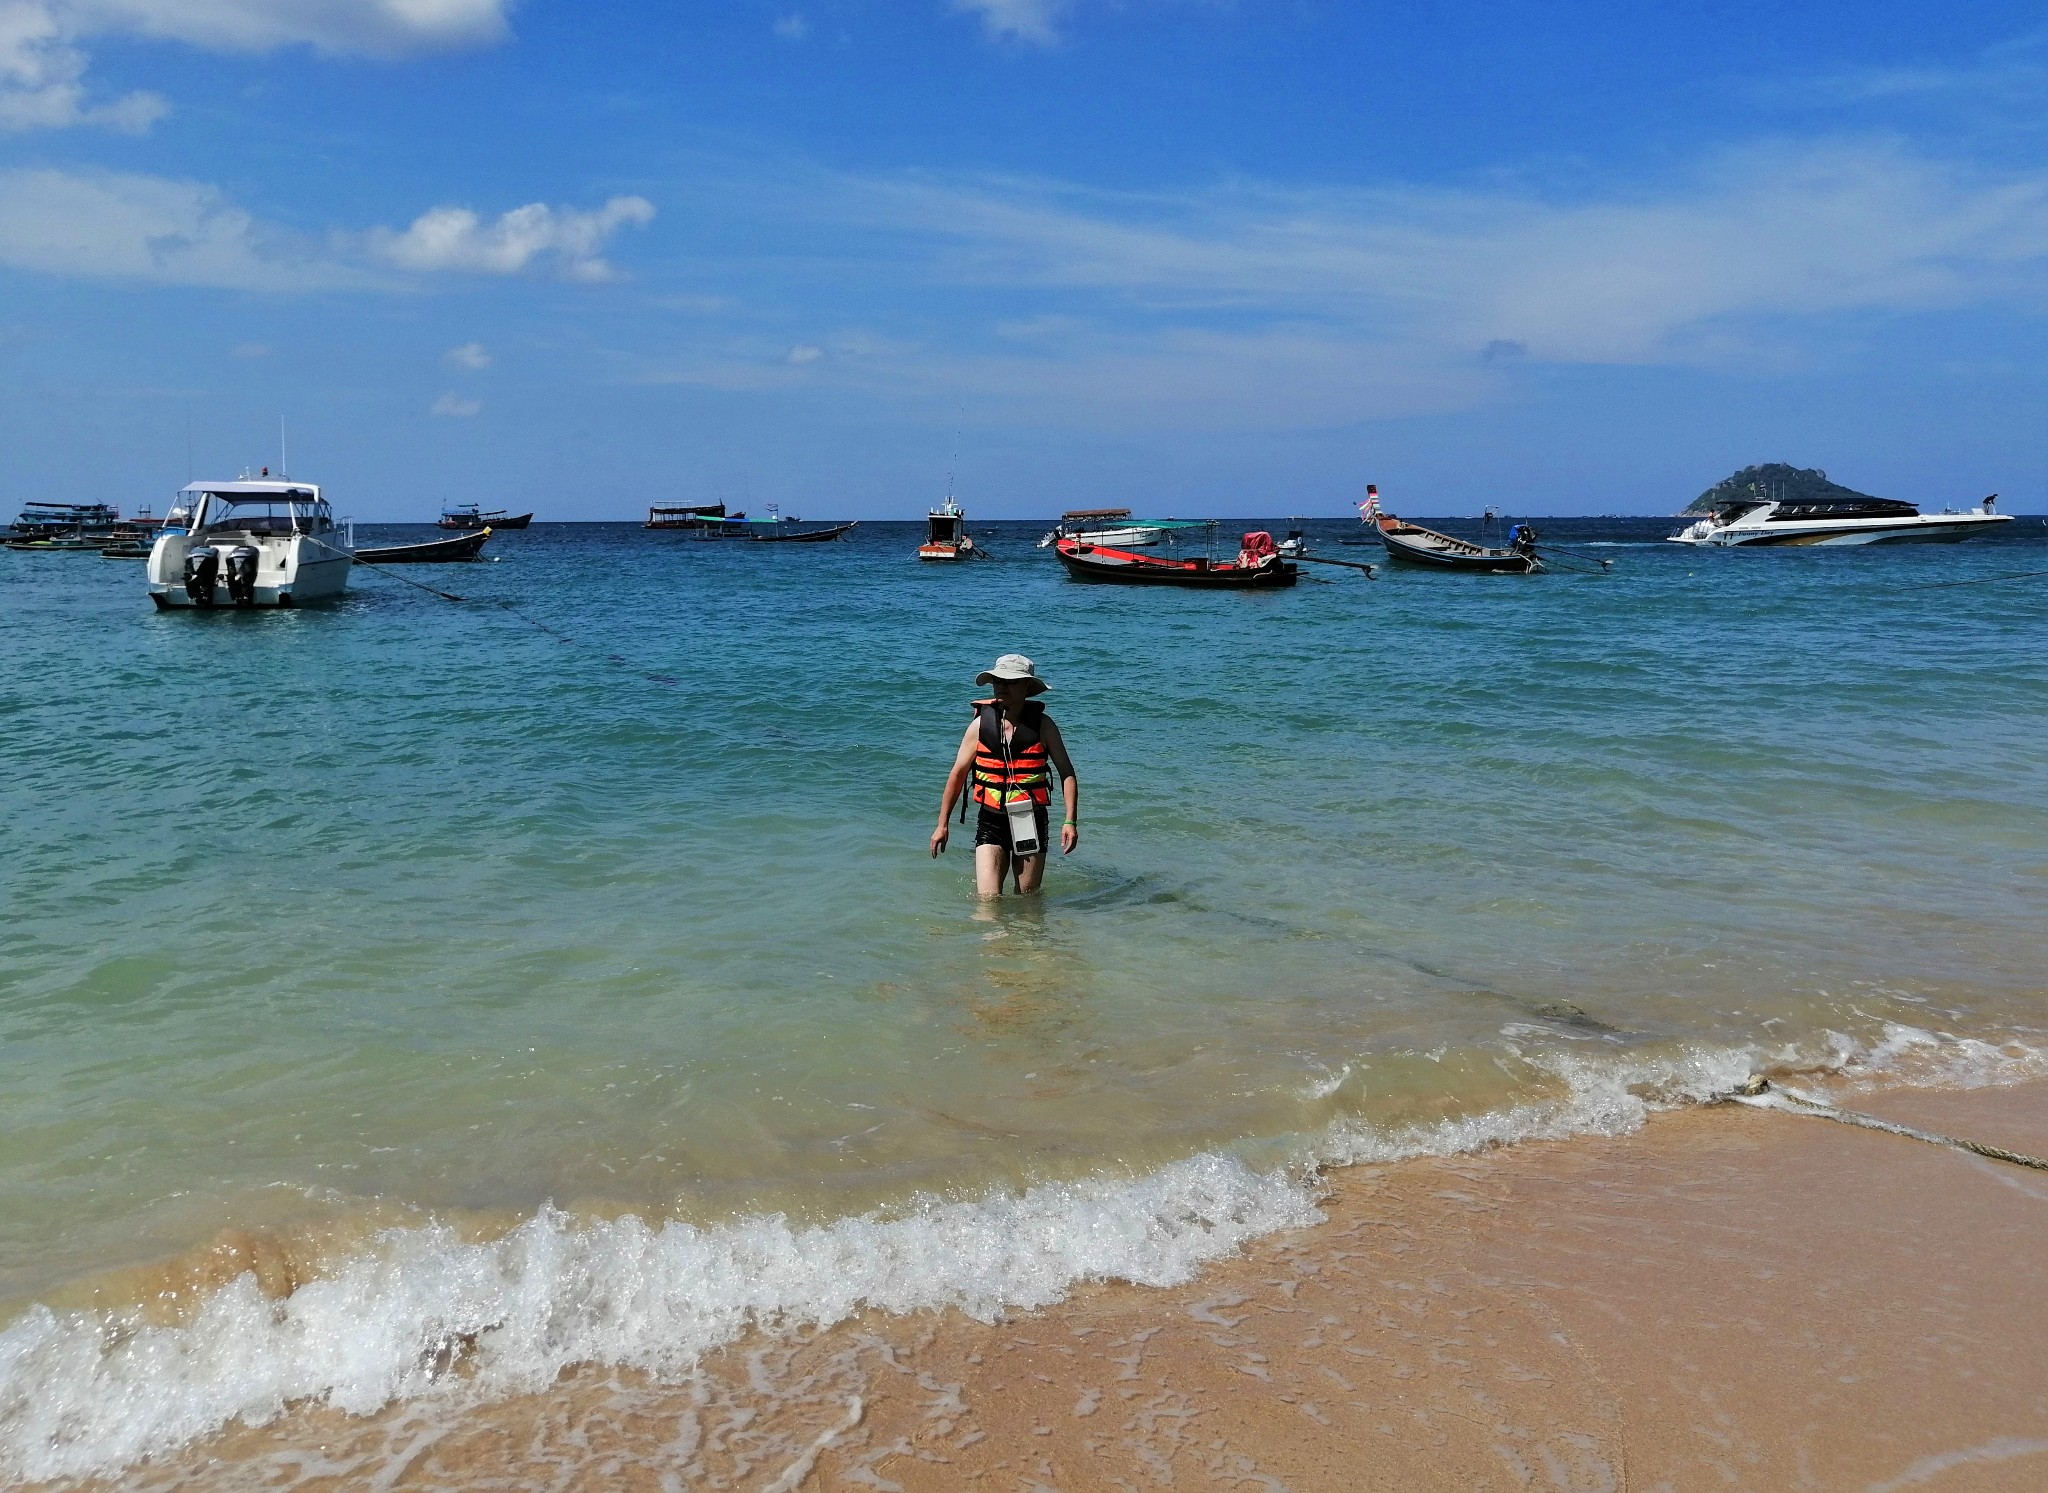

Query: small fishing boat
left=357, top=528, right=492, bottom=563
left=438, top=504, right=532, bottom=530
left=147, top=479, right=352, bottom=608
left=751, top=520, right=857, bottom=543
left=1362, top=491, right=1540, bottom=574
left=1054, top=526, right=1297, bottom=588
left=918, top=497, right=976, bottom=560
left=1037, top=507, right=1163, bottom=549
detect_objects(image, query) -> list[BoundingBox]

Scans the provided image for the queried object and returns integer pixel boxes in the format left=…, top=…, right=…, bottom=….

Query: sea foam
left=2, top=1024, right=2041, bottom=1484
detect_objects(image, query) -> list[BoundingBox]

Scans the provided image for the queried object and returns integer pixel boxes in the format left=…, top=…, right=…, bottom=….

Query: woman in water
left=930, top=654, right=1080, bottom=896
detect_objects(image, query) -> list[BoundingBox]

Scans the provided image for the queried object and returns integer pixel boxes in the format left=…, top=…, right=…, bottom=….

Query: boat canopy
left=189, top=487, right=334, bottom=534
left=180, top=481, right=320, bottom=499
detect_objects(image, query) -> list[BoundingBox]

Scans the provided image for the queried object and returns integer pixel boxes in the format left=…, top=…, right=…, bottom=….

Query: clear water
left=4, top=516, right=2047, bottom=1477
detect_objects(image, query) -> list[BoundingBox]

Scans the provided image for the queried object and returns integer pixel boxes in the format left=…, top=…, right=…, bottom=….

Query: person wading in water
left=930, top=654, right=1079, bottom=897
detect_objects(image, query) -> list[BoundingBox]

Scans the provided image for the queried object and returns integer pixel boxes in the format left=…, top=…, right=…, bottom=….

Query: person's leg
left=975, top=843, right=1009, bottom=898
left=1013, top=853, right=1048, bottom=893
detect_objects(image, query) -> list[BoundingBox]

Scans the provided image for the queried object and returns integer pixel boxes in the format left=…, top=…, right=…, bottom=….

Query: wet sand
left=87, top=1080, right=2048, bottom=1491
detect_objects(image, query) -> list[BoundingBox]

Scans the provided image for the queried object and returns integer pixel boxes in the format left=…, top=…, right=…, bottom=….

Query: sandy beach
left=76, top=1076, right=2048, bottom=1492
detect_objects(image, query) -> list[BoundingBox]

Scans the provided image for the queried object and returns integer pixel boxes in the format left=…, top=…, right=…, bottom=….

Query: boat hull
left=751, top=522, right=858, bottom=543
left=438, top=511, right=531, bottom=530
left=357, top=529, right=491, bottom=563
left=1668, top=513, right=2011, bottom=546
left=1054, top=540, right=1297, bottom=588
left=146, top=532, right=352, bottom=607
left=1376, top=520, right=1538, bottom=573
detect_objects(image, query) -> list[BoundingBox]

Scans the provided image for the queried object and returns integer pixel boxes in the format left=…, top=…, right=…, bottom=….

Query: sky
left=6, top=2, right=2048, bottom=520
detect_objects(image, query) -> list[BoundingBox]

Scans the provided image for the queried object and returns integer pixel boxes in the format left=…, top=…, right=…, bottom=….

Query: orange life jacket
left=970, top=699, right=1051, bottom=809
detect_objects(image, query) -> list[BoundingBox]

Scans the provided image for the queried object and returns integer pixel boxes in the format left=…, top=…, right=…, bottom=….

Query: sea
left=3, top=514, right=2046, bottom=1483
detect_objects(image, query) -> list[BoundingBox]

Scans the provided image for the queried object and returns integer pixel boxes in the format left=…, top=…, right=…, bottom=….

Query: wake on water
left=2, top=1024, right=2041, bottom=1484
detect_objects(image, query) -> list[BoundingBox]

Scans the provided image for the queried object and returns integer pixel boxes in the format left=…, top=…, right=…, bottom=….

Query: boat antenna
left=184, top=405, right=193, bottom=482
left=279, top=416, right=287, bottom=478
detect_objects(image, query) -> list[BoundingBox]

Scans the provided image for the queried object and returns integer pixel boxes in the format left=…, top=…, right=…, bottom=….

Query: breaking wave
left=2, top=1023, right=2041, bottom=1485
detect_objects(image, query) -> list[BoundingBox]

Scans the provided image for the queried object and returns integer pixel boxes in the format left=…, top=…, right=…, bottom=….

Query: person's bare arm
left=931, top=722, right=979, bottom=856
left=1040, top=717, right=1080, bottom=854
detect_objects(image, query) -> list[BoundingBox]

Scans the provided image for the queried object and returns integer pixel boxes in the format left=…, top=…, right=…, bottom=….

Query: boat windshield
left=198, top=494, right=332, bottom=535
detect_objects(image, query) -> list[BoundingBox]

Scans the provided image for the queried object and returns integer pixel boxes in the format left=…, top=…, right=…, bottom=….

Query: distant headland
left=1684, top=464, right=1882, bottom=514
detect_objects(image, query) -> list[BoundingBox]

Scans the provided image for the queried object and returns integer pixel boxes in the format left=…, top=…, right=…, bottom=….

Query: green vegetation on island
left=1685, top=464, right=1883, bottom=514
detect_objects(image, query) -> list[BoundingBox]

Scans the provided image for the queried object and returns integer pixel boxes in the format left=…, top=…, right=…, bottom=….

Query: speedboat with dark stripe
left=1668, top=494, right=2010, bottom=546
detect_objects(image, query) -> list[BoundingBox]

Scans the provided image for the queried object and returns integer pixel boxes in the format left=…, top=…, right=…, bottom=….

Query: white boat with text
left=1669, top=484, right=2010, bottom=547
left=147, top=479, right=353, bottom=608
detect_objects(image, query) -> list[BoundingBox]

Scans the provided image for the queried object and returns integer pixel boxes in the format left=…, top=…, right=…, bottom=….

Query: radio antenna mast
left=279, top=416, right=287, bottom=478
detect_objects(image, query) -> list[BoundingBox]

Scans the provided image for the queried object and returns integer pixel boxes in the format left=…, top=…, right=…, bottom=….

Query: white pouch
left=1004, top=794, right=1043, bottom=856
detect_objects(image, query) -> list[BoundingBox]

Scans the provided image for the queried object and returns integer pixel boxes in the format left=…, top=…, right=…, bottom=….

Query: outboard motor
left=183, top=545, right=220, bottom=606
left=225, top=545, right=260, bottom=606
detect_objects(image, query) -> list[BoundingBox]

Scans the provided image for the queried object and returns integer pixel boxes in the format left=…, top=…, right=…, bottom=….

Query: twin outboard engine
left=224, top=545, right=260, bottom=606
left=183, top=545, right=220, bottom=606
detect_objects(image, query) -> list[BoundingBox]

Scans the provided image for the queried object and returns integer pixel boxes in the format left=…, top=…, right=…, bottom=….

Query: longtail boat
left=1054, top=524, right=1297, bottom=588
left=750, top=520, right=857, bottom=543
left=1361, top=491, right=1540, bottom=574
left=438, top=504, right=532, bottom=530
left=357, top=528, right=492, bottom=563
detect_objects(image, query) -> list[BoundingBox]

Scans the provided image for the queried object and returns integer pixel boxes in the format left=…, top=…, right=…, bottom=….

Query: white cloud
left=860, top=142, right=2048, bottom=371
left=784, top=343, right=823, bottom=364
left=370, top=196, right=656, bottom=282
left=230, top=340, right=269, bottom=356
left=0, top=1, right=166, bottom=130
left=0, top=166, right=367, bottom=287
left=443, top=340, right=490, bottom=369
left=0, top=0, right=509, bottom=132
left=429, top=391, right=481, bottom=416
left=772, top=11, right=806, bottom=41
left=0, top=168, right=656, bottom=291
left=953, top=0, right=1062, bottom=46
left=637, top=140, right=2048, bottom=434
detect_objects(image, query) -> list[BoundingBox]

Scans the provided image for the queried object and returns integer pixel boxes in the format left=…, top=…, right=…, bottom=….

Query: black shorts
left=974, top=804, right=1050, bottom=854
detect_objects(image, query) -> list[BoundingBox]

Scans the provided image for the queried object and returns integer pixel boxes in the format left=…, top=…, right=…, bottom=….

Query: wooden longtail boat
left=438, top=505, right=531, bottom=530
left=1053, top=533, right=1297, bottom=588
left=750, top=521, right=858, bottom=543
left=1370, top=511, right=1540, bottom=574
left=357, top=528, right=493, bottom=563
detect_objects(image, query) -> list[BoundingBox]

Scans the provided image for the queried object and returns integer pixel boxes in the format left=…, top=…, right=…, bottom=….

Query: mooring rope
left=343, top=550, right=680, bottom=687
left=1722, top=1076, right=2048, bottom=1171
left=1896, top=566, right=2048, bottom=593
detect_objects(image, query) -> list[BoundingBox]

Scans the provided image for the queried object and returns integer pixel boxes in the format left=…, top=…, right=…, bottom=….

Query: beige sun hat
left=975, top=653, right=1049, bottom=694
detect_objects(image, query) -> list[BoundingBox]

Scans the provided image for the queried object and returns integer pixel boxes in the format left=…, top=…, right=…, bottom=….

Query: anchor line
left=335, top=545, right=680, bottom=688
left=1896, top=567, right=2048, bottom=592
left=1718, top=1077, right=2048, bottom=1172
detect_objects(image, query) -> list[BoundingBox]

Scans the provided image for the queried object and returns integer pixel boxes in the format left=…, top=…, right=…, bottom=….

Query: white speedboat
left=1036, top=506, right=1163, bottom=549
left=1668, top=493, right=2010, bottom=546
left=918, top=496, right=976, bottom=560
left=147, top=479, right=352, bottom=608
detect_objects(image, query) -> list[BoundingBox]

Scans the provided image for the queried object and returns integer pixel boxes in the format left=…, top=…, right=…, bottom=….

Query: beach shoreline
left=61, top=1075, right=2048, bottom=1491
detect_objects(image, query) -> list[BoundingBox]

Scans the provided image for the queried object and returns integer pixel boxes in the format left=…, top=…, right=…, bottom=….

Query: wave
left=3, top=1024, right=2041, bottom=1484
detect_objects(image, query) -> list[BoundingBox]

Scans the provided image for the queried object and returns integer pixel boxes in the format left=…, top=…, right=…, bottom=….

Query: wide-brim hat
left=975, top=653, right=1049, bottom=694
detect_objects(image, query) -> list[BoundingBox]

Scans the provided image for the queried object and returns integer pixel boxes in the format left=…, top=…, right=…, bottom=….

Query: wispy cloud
left=953, top=0, right=1063, bottom=46
left=0, top=0, right=511, bottom=132
left=369, top=197, right=656, bottom=282
left=0, top=168, right=657, bottom=290
left=638, top=140, right=2048, bottom=432
left=430, top=391, right=482, bottom=417
left=443, top=340, right=491, bottom=369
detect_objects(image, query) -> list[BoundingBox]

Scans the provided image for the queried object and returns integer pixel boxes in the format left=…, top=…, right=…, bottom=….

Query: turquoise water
left=4, top=516, right=2048, bottom=1477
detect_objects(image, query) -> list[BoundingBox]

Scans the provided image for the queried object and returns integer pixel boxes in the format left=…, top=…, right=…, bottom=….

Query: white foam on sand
left=2, top=1023, right=2040, bottom=1484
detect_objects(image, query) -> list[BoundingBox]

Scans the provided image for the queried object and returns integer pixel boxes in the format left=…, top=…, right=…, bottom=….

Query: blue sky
left=5, top=2, right=2048, bottom=519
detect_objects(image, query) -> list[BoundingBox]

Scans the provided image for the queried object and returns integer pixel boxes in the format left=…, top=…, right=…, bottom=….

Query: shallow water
left=4, top=515, right=2047, bottom=1479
